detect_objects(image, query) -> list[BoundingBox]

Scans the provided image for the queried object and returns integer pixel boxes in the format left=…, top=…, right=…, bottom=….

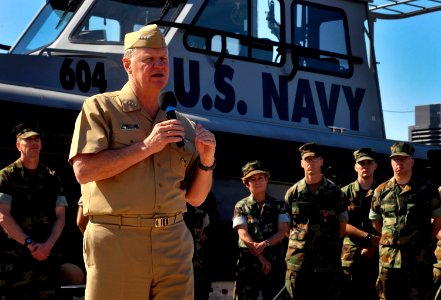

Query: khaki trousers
left=83, top=221, right=194, bottom=300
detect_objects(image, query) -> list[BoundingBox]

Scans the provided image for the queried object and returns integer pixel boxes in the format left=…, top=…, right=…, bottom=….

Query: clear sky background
left=1, top=0, right=440, bottom=142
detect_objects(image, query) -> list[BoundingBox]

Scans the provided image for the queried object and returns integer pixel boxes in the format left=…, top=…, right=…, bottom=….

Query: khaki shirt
left=69, top=83, right=198, bottom=216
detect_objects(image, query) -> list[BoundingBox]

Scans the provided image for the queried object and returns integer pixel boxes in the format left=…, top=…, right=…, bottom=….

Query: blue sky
left=1, top=0, right=440, bottom=142
left=374, top=11, right=441, bottom=141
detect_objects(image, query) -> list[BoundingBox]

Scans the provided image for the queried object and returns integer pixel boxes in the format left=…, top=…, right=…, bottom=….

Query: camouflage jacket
left=371, top=177, right=441, bottom=269
left=184, top=192, right=219, bottom=238
left=0, top=159, right=66, bottom=245
left=341, top=180, right=377, bottom=267
left=233, top=194, right=288, bottom=264
left=185, top=204, right=210, bottom=239
left=285, top=177, right=347, bottom=272
left=436, top=186, right=441, bottom=269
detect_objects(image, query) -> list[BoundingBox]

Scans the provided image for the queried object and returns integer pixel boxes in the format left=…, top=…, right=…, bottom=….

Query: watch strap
left=24, top=237, right=33, bottom=247
left=198, top=159, right=216, bottom=171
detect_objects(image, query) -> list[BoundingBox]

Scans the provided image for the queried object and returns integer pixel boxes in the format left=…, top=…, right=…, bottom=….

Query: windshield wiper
left=56, top=0, right=82, bottom=29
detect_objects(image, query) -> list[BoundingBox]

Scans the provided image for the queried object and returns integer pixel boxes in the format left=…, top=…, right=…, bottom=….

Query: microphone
left=159, top=91, right=185, bottom=148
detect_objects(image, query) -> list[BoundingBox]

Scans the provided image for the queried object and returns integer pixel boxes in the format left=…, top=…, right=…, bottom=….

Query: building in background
left=409, top=104, right=441, bottom=146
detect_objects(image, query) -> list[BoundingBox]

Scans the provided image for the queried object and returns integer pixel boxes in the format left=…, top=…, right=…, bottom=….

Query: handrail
left=0, top=44, right=11, bottom=51
left=369, top=0, right=441, bottom=20
left=37, top=47, right=110, bottom=59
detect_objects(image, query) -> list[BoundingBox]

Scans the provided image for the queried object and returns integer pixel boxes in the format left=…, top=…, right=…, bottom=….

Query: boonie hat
left=12, top=121, right=40, bottom=139
left=124, top=24, right=167, bottom=51
left=353, top=148, right=376, bottom=162
left=299, top=142, right=322, bottom=159
left=390, top=142, right=415, bottom=158
left=241, top=161, right=269, bottom=182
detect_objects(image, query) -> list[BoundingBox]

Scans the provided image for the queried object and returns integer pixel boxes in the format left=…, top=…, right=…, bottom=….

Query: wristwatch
left=365, top=232, right=372, bottom=243
left=265, top=240, right=271, bottom=247
left=24, top=237, right=33, bottom=247
left=198, top=159, right=216, bottom=171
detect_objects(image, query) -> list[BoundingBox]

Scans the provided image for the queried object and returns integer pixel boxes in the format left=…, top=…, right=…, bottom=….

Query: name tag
left=121, top=124, right=139, bottom=130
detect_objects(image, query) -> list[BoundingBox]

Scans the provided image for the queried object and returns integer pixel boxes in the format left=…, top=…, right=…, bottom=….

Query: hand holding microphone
left=159, top=91, right=185, bottom=148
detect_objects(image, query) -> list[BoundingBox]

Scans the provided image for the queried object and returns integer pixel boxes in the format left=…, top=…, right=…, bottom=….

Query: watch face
left=25, top=238, right=33, bottom=246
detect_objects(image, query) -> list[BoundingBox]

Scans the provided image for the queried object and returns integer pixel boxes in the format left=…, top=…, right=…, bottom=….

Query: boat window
left=185, top=0, right=283, bottom=65
left=11, top=0, right=83, bottom=54
left=293, top=1, right=352, bottom=76
left=71, top=0, right=184, bottom=45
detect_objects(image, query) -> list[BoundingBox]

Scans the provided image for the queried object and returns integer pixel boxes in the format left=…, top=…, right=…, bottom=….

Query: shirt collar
left=119, top=83, right=142, bottom=113
left=246, top=194, right=273, bottom=208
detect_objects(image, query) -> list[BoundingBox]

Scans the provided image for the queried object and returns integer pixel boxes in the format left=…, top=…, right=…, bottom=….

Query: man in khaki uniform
left=69, top=24, right=216, bottom=300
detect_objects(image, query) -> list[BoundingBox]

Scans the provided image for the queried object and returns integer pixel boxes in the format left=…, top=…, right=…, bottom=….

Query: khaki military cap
left=241, top=161, right=270, bottom=182
left=299, top=142, right=322, bottom=159
left=12, top=121, right=40, bottom=139
left=390, top=142, right=415, bottom=158
left=353, top=148, right=376, bottom=162
left=124, top=24, right=166, bottom=51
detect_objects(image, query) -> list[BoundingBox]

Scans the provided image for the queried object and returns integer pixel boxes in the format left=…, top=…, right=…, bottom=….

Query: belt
left=89, top=213, right=183, bottom=228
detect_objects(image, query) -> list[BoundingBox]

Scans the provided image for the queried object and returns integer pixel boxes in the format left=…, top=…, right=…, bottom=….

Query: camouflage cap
left=124, top=24, right=167, bottom=51
left=390, top=141, right=415, bottom=158
left=299, top=142, right=322, bottom=159
left=241, top=160, right=269, bottom=182
left=12, top=121, right=40, bottom=139
left=353, top=148, right=376, bottom=162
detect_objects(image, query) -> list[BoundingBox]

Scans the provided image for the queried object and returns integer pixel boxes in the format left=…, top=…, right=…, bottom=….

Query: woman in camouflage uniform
left=233, top=161, right=290, bottom=300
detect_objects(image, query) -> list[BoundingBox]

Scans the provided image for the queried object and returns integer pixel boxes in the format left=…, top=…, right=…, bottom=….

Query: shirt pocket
left=404, top=203, right=418, bottom=226
left=286, top=237, right=307, bottom=271
left=169, top=140, right=196, bottom=179
left=112, top=129, right=145, bottom=149
left=378, top=244, right=400, bottom=268
left=290, top=223, right=308, bottom=241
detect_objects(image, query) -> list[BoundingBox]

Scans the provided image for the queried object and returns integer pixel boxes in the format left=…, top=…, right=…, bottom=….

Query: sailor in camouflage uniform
left=285, top=142, right=348, bottom=299
left=341, top=148, right=380, bottom=300
left=0, top=122, right=68, bottom=299
left=233, top=161, right=290, bottom=300
left=370, top=142, right=441, bottom=300
left=184, top=192, right=219, bottom=300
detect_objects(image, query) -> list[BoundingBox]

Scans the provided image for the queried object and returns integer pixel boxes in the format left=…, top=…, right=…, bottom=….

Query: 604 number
left=59, top=58, right=107, bottom=93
